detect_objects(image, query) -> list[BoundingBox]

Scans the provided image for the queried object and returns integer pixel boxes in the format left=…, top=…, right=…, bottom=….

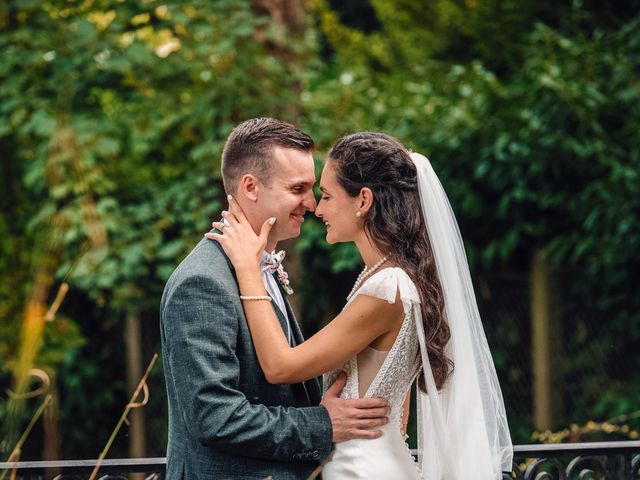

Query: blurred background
left=1, top=0, right=639, bottom=463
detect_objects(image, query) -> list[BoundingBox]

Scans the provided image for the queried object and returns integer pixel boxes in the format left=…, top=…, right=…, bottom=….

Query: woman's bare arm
left=236, top=265, right=403, bottom=383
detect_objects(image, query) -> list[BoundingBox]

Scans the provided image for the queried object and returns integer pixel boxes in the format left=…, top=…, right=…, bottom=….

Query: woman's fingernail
left=269, top=217, right=276, bottom=225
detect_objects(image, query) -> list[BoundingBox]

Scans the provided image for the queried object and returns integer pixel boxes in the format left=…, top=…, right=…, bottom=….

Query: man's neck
left=266, top=240, right=277, bottom=253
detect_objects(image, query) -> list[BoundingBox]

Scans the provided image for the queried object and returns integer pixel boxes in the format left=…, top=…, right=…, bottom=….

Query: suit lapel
left=282, top=293, right=305, bottom=347
left=271, top=272, right=303, bottom=347
left=268, top=291, right=293, bottom=344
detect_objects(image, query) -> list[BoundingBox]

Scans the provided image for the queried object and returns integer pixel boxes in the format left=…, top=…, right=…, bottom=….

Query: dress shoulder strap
left=351, top=267, right=421, bottom=312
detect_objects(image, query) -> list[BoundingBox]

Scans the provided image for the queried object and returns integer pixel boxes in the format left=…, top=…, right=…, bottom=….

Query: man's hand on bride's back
left=320, top=372, right=390, bottom=442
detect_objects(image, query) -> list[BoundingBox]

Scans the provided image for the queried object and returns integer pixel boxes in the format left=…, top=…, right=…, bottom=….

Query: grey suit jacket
left=160, top=237, right=333, bottom=479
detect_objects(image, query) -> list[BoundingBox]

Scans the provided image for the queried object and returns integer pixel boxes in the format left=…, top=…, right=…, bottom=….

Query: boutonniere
left=276, top=263, right=293, bottom=295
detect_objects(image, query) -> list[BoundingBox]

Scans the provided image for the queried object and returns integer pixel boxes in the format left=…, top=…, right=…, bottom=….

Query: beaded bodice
left=324, top=267, right=421, bottom=429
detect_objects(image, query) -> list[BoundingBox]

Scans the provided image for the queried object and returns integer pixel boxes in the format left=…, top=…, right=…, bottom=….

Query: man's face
left=257, top=146, right=316, bottom=249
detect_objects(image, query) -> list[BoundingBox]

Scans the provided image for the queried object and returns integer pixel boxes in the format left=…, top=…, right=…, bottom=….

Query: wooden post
left=124, top=312, right=146, bottom=476
left=43, top=388, right=61, bottom=479
left=531, top=252, right=560, bottom=431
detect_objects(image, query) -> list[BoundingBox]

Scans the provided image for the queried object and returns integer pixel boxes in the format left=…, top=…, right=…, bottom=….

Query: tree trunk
left=252, top=0, right=309, bottom=323
left=531, top=252, right=562, bottom=431
left=251, top=0, right=306, bottom=37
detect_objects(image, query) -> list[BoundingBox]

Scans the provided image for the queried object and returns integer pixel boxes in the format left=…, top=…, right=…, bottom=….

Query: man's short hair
left=221, top=118, right=314, bottom=194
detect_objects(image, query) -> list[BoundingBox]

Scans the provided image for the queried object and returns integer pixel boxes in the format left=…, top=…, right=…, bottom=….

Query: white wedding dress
left=322, top=267, right=422, bottom=479
left=322, top=152, right=513, bottom=479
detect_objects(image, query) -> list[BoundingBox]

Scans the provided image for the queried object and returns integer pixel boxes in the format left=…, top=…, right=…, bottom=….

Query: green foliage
left=322, top=0, right=543, bottom=73
left=304, top=0, right=640, bottom=301
left=1, top=0, right=638, bottom=458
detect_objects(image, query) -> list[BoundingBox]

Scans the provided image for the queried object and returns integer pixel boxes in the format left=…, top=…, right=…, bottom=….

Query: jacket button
left=312, top=450, right=319, bottom=458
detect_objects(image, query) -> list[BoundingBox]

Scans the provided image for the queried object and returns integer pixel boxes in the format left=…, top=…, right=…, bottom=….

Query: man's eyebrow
left=288, top=180, right=314, bottom=189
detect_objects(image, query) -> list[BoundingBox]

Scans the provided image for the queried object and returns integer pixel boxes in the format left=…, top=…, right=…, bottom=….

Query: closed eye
left=290, top=184, right=311, bottom=194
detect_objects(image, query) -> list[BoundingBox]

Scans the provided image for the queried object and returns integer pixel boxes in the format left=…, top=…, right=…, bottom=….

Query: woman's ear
left=239, top=174, right=260, bottom=202
left=359, top=187, right=374, bottom=214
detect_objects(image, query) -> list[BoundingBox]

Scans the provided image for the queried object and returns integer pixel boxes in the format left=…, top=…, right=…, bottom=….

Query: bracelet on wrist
left=239, top=295, right=271, bottom=302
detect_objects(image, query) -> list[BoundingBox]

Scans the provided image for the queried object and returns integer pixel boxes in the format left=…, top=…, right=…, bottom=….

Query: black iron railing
left=508, top=441, right=640, bottom=479
left=1, top=441, right=639, bottom=479
left=0, top=457, right=165, bottom=480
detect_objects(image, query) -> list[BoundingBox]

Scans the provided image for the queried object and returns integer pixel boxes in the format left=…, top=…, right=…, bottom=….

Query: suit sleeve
left=161, top=273, right=333, bottom=461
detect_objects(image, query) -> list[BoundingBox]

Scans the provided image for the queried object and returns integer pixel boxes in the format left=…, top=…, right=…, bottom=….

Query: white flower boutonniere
left=276, top=263, right=293, bottom=295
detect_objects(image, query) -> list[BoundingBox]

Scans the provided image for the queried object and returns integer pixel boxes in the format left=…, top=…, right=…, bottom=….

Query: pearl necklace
left=346, top=256, right=388, bottom=302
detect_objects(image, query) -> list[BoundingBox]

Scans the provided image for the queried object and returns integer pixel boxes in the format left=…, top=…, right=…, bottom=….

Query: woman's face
left=315, top=160, right=363, bottom=244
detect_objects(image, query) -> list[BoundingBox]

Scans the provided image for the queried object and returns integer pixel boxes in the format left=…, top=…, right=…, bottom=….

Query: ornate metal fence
left=0, top=458, right=165, bottom=480
left=1, top=441, right=639, bottom=479
left=508, top=441, right=640, bottom=480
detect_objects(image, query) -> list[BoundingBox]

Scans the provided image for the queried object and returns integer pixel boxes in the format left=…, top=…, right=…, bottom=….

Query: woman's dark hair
left=328, top=132, right=453, bottom=390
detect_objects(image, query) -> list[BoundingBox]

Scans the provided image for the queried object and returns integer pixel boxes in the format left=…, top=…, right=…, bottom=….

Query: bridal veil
left=409, top=152, right=513, bottom=479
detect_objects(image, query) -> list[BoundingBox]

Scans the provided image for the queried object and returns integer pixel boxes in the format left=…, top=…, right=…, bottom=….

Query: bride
left=208, top=132, right=513, bottom=479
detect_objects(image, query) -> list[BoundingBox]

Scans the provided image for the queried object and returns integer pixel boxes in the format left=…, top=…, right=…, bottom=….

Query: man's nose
left=303, top=190, right=317, bottom=212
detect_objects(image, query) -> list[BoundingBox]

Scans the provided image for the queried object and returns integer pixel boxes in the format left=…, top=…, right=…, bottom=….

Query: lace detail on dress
left=324, top=267, right=422, bottom=430
left=365, top=307, right=420, bottom=427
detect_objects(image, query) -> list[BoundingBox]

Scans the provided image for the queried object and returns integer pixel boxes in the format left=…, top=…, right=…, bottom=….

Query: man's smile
left=290, top=212, right=305, bottom=223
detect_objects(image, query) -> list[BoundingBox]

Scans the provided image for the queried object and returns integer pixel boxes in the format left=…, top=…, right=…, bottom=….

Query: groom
left=160, top=118, right=389, bottom=479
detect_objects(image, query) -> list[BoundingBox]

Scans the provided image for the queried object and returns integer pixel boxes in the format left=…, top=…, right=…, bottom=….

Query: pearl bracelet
left=239, top=295, right=271, bottom=302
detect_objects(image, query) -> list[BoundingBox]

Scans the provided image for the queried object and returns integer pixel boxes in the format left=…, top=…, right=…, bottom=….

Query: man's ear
left=359, top=187, right=374, bottom=213
left=239, top=174, right=260, bottom=202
